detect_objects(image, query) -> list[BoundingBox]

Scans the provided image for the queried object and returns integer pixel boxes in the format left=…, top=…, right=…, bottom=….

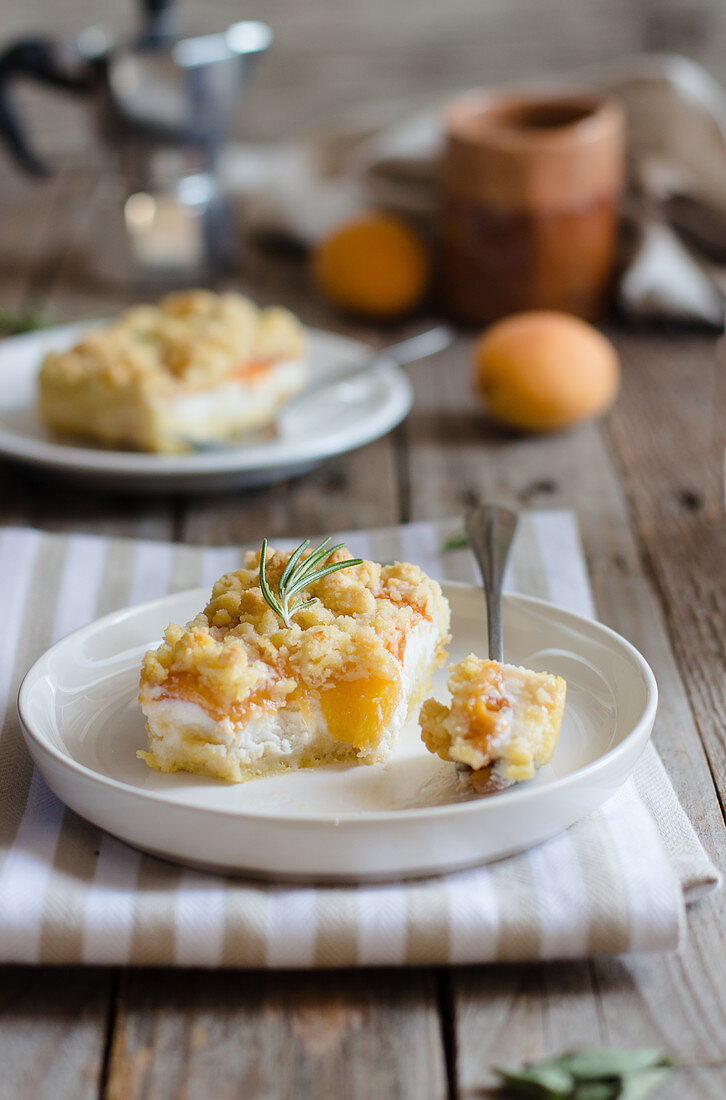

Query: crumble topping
left=140, top=547, right=451, bottom=707
left=40, top=289, right=306, bottom=397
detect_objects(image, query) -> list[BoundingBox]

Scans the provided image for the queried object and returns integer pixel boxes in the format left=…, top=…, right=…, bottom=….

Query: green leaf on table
left=495, top=1048, right=674, bottom=1099
left=443, top=531, right=467, bottom=551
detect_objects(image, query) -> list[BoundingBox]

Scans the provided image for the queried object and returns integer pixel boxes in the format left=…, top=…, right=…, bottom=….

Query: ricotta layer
left=163, top=358, right=306, bottom=445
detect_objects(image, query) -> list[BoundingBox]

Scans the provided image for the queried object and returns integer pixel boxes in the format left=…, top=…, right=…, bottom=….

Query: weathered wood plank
left=106, top=968, right=448, bottom=1100
left=177, top=435, right=401, bottom=548
left=606, top=330, right=726, bottom=806
left=591, top=328, right=726, bottom=1092
left=451, top=962, right=604, bottom=1095
left=0, top=966, right=112, bottom=1100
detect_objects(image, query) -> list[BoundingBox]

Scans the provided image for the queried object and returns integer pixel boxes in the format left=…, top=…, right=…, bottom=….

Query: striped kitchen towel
left=0, top=512, right=719, bottom=967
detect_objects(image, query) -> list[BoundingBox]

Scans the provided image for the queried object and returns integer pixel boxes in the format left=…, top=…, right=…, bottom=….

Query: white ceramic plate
left=18, top=582, right=657, bottom=882
left=0, top=322, right=412, bottom=493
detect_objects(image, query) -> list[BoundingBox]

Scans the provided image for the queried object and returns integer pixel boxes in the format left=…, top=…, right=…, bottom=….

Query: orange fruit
left=313, top=214, right=429, bottom=318
left=473, top=311, right=620, bottom=432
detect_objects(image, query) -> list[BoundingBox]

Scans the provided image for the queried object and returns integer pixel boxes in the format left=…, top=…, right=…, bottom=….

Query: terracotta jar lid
left=442, top=91, right=625, bottom=211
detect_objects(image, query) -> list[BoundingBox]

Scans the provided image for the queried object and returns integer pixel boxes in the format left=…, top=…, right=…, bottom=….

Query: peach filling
left=150, top=667, right=402, bottom=757
left=319, top=673, right=401, bottom=753
left=461, top=666, right=510, bottom=750
left=154, top=674, right=272, bottom=726
left=228, top=357, right=275, bottom=383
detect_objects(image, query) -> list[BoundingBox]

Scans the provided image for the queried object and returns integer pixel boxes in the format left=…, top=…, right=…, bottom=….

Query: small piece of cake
left=138, top=540, right=451, bottom=781
left=38, top=289, right=307, bottom=453
left=419, top=654, right=566, bottom=784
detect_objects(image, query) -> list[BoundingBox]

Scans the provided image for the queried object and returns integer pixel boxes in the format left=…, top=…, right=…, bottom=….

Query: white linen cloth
left=0, top=512, right=719, bottom=967
left=224, top=54, right=726, bottom=328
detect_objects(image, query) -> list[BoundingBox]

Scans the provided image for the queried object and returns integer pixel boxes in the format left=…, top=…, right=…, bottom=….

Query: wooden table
left=1, top=165, right=725, bottom=1099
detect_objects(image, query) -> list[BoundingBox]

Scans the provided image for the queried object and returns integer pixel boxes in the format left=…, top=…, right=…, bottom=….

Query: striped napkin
left=0, top=513, right=718, bottom=967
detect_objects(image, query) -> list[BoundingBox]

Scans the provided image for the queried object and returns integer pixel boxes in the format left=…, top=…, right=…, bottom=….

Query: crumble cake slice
left=139, top=546, right=451, bottom=781
left=38, top=289, right=307, bottom=453
left=419, top=654, right=566, bottom=784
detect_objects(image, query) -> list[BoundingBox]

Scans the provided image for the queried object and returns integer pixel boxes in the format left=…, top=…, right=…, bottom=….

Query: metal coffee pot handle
left=140, top=0, right=177, bottom=44
left=0, top=37, right=95, bottom=176
left=0, top=0, right=181, bottom=176
left=0, top=0, right=181, bottom=175
left=0, top=0, right=271, bottom=180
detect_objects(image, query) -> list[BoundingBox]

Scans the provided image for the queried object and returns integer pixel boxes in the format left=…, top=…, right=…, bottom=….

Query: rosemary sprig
left=259, top=536, right=364, bottom=628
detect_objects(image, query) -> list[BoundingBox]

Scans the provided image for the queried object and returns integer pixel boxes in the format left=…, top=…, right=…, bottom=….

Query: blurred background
left=0, top=0, right=723, bottom=518
left=1, top=0, right=724, bottom=151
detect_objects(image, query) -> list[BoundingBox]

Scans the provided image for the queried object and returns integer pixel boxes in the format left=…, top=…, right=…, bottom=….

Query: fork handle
left=282, top=324, right=454, bottom=415
left=464, top=505, right=518, bottom=663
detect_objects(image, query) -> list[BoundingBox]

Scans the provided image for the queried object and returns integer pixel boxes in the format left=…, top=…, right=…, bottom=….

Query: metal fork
left=183, top=324, right=454, bottom=451
left=457, top=504, right=519, bottom=781
left=465, top=504, right=519, bottom=665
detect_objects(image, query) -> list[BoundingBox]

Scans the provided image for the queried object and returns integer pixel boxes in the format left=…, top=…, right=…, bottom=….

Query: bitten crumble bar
left=419, top=654, right=566, bottom=784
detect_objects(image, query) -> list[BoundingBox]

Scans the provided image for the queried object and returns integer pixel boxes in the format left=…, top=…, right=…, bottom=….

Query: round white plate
left=0, top=322, right=412, bottom=493
left=18, top=582, right=657, bottom=882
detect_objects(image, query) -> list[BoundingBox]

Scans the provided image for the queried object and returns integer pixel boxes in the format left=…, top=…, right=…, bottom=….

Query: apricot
left=473, top=311, right=620, bottom=431
left=312, top=214, right=429, bottom=319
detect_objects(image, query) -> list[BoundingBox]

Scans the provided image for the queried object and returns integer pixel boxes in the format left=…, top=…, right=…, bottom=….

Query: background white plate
left=0, top=322, right=412, bottom=493
left=19, top=582, right=657, bottom=882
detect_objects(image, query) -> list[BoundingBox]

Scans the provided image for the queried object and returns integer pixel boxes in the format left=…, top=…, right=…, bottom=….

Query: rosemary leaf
left=279, top=537, right=311, bottom=590
left=289, top=538, right=342, bottom=585
left=285, top=558, right=364, bottom=600
left=290, top=597, right=320, bottom=616
left=259, top=539, right=285, bottom=623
